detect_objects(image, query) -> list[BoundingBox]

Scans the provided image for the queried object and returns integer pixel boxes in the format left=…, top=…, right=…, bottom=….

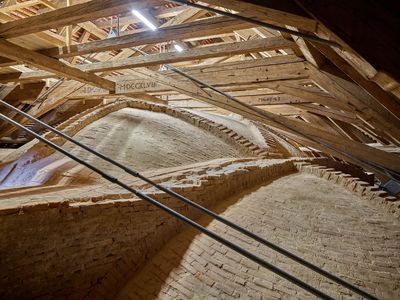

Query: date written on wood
left=77, top=80, right=161, bottom=97
left=116, top=80, right=159, bottom=93
left=257, top=96, right=306, bottom=105
left=258, top=96, right=281, bottom=104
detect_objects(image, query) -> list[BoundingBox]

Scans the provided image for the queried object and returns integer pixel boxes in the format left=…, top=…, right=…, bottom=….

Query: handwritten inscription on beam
left=79, top=86, right=109, bottom=96
left=256, top=95, right=310, bottom=105
left=116, top=80, right=159, bottom=94
left=73, top=80, right=161, bottom=98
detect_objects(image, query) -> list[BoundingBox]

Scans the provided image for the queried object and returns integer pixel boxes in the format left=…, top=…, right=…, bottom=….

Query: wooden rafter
left=0, top=0, right=163, bottom=38
left=0, top=39, right=115, bottom=91
left=0, top=0, right=397, bottom=176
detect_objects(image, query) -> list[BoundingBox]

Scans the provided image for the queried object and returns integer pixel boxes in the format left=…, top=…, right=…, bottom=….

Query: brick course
left=0, top=159, right=295, bottom=299
left=118, top=172, right=400, bottom=300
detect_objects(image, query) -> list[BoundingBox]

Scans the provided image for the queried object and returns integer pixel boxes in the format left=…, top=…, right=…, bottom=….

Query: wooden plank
left=296, top=0, right=400, bottom=97
left=0, top=82, right=45, bottom=134
left=0, top=3, right=205, bottom=136
left=312, top=42, right=400, bottom=119
left=40, top=17, right=257, bottom=58
left=0, top=38, right=296, bottom=82
left=292, top=103, right=363, bottom=125
left=0, top=10, right=65, bottom=67
left=259, top=81, right=352, bottom=111
left=61, top=57, right=307, bottom=98
left=131, top=67, right=400, bottom=173
left=166, top=92, right=310, bottom=106
left=0, top=71, right=56, bottom=83
left=116, top=80, right=161, bottom=94
left=81, top=37, right=295, bottom=72
left=308, top=63, right=400, bottom=139
left=2, top=82, right=46, bottom=103
left=0, top=15, right=250, bottom=68
left=0, top=0, right=41, bottom=13
left=0, top=39, right=115, bottom=90
left=38, top=0, right=59, bottom=10
left=0, top=0, right=163, bottom=38
left=286, top=25, right=325, bottom=67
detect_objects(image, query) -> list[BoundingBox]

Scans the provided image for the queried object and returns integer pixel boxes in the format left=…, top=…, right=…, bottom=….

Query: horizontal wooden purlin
left=65, top=58, right=308, bottom=98
left=40, top=17, right=256, bottom=58
left=0, top=16, right=253, bottom=68
left=168, top=93, right=311, bottom=106
left=163, top=88, right=308, bottom=100
left=166, top=55, right=304, bottom=75
left=82, top=37, right=295, bottom=72
left=0, top=0, right=163, bottom=39
left=167, top=64, right=308, bottom=86
left=0, top=40, right=115, bottom=91
left=0, top=16, right=270, bottom=68
left=0, top=38, right=296, bottom=82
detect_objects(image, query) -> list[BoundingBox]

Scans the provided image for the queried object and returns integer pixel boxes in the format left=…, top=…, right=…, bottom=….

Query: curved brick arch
left=1, top=99, right=278, bottom=166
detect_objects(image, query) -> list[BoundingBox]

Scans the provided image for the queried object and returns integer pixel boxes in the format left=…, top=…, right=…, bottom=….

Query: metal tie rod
left=0, top=100, right=378, bottom=300
left=166, top=0, right=341, bottom=48
left=0, top=112, right=333, bottom=300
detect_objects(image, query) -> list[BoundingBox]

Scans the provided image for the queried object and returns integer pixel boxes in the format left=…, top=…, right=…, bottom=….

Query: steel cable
left=0, top=100, right=378, bottom=299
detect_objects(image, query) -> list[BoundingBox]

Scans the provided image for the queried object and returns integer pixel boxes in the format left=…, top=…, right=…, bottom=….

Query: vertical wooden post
left=65, top=0, right=72, bottom=47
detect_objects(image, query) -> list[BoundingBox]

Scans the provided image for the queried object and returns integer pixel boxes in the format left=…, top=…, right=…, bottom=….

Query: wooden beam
left=0, top=40, right=115, bottom=91
left=65, top=0, right=72, bottom=47
left=0, top=2, right=207, bottom=137
left=38, top=0, right=59, bottom=10
left=167, top=92, right=310, bottom=106
left=308, top=63, right=400, bottom=139
left=259, top=81, right=352, bottom=112
left=2, top=82, right=46, bottom=103
left=0, top=38, right=296, bottom=82
left=311, top=42, right=400, bottom=119
left=0, top=0, right=42, bottom=13
left=0, top=16, right=256, bottom=67
left=296, top=0, right=400, bottom=96
left=131, top=67, right=400, bottom=173
left=292, top=103, right=363, bottom=125
left=40, top=16, right=257, bottom=59
left=286, top=25, right=325, bottom=68
left=201, top=0, right=317, bottom=32
left=81, top=37, right=295, bottom=72
left=0, top=82, right=46, bottom=134
left=0, top=15, right=255, bottom=68
left=62, top=57, right=308, bottom=99
left=0, top=0, right=162, bottom=38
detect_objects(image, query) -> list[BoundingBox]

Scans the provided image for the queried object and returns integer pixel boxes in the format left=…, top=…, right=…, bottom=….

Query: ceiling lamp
left=132, top=9, right=157, bottom=31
